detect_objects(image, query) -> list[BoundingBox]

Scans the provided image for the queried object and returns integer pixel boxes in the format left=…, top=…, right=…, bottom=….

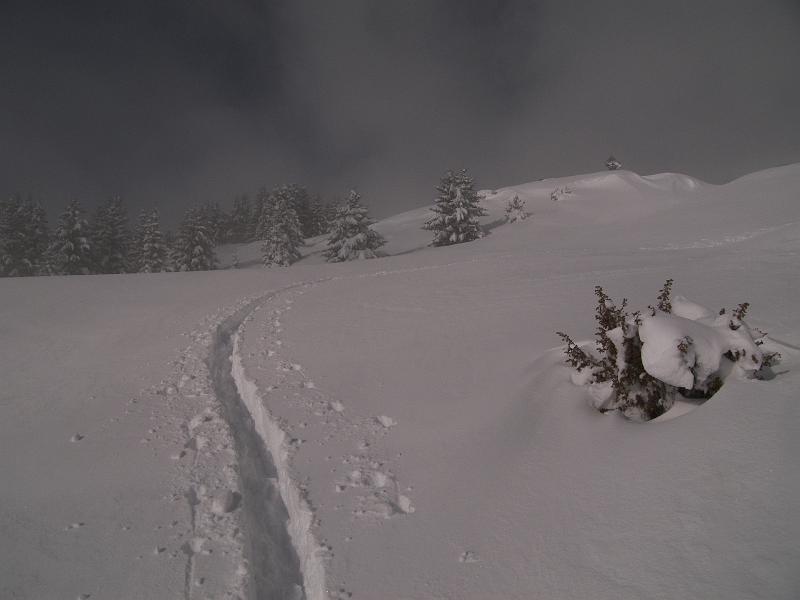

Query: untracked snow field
left=2, top=166, right=799, bottom=599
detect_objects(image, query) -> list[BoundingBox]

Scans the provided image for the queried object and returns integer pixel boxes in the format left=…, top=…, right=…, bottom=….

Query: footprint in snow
left=396, top=495, right=415, bottom=514
left=376, top=415, right=396, bottom=428
left=188, top=411, right=214, bottom=431
left=211, top=489, right=242, bottom=514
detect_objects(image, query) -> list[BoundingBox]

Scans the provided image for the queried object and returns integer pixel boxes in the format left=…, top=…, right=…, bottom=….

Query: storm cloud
left=1, top=0, right=798, bottom=225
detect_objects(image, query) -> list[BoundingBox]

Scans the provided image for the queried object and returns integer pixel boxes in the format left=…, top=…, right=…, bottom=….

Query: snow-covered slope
left=2, top=164, right=799, bottom=599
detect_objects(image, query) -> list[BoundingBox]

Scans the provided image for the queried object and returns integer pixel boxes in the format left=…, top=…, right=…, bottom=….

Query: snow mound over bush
left=558, top=281, right=773, bottom=421
left=639, top=310, right=762, bottom=390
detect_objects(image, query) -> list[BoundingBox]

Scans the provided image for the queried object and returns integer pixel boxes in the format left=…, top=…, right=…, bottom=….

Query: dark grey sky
left=1, top=0, right=799, bottom=226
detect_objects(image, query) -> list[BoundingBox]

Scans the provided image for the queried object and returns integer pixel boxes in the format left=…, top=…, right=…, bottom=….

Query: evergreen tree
left=253, top=186, right=271, bottom=238
left=308, top=195, right=328, bottom=237
left=284, top=184, right=315, bottom=238
left=128, top=209, right=145, bottom=270
left=259, top=187, right=303, bottom=267
left=229, top=194, right=254, bottom=243
left=0, top=197, right=12, bottom=248
left=324, top=190, right=385, bottom=262
left=172, top=208, right=217, bottom=271
left=423, top=168, right=486, bottom=246
left=50, top=200, right=93, bottom=275
left=197, top=202, right=228, bottom=245
left=91, top=196, right=130, bottom=274
left=505, top=195, right=528, bottom=223
left=322, top=200, right=338, bottom=232
left=606, top=155, right=622, bottom=170
left=163, top=229, right=177, bottom=271
left=0, top=196, right=50, bottom=277
left=131, top=209, right=168, bottom=273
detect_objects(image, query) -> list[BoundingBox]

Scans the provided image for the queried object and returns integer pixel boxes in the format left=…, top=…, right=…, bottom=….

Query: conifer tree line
left=1, top=167, right=491, bottom=277
left=0, top=183, right=344, bottom=277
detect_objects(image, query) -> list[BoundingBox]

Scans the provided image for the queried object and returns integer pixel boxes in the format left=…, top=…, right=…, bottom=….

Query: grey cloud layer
left=1, top=0, right=798, bottom=224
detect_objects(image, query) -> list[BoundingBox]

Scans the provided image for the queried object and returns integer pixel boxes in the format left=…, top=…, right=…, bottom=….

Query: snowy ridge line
left=232, top=328, right=328, bottom=600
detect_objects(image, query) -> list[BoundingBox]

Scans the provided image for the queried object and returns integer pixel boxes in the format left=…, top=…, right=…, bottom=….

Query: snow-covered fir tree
left=258, top=186, right=303, bottom=267
left=606, top=155, right=622, bottom=170
left=253, top=186, right=271, bottom=237
left=324, top=189, right=385, bottom=262
left=423, top=168, right=486, bottom=246
left=131, top=209, right=168, bottom=273
left=229, top=194, right=254, bottom=243
left=284, top=184, right=314, bottom=238
left=322, top=201, right=338, bottom=232
left=505, top=195, right=528, bottom=223
left=91, top=196, right=130, bottom=274
left=308, top=195, right=329, bottom=237
left=50, top=200, right=93, bottom=275
left=172, top=208, right=217, bottom=271
left=197, top=202, right=228, bottom=246
left=0, top=196, right=49, bottom=277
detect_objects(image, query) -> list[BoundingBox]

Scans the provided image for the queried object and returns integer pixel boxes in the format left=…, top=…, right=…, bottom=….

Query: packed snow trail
left=208, top=298, right=305, bottom=600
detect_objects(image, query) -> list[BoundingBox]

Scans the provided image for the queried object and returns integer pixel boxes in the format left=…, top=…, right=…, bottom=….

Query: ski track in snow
left=144, top=280, right=333, bottom=600
left=83, top=249, right=681, bottom=599
left=219, top=261, right=512, bottom=598
left=148, top=293, right=267, bottom=600
left=136, top=250, right=722, bottom=599
left=124, top=289, right=312, bottom=600
left=223, top=254, right=656, bottom=596
left=183, top=254, right=675, bottom=599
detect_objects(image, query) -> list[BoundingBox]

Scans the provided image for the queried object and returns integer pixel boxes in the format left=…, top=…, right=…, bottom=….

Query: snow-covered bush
left=606, top=155, right=622, bottom=170
left=550, top=186, right=572, bottom=202
left=557, top=280, right=774, bottom=421
left=505, top=195, right=528, bottom=223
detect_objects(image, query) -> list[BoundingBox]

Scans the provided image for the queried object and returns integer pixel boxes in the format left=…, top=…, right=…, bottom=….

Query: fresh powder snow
left=2, top=165, right=799, bottom=599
